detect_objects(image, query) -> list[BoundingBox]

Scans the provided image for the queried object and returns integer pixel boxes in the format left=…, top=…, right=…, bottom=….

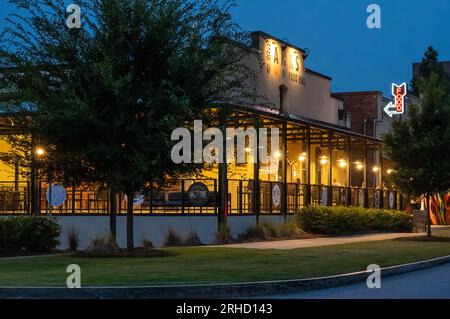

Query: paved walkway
left=216, top=232, right=425, bottom=250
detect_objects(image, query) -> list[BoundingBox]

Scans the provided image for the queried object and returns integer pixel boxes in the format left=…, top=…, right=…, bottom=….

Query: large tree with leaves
left=0, top=0, right=257, bottom=250
left=383, top=60, right=450, bottom=237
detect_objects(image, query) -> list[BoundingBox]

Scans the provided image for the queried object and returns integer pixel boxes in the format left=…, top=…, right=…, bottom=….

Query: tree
left=411, top=46, right=449, bottom=94
left=383, top=71, right=450, bottom=237
left=0, top=0, right=257, bottom=250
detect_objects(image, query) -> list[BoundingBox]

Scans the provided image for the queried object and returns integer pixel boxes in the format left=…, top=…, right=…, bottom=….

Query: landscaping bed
left=396, top=236, right=450, bottom=243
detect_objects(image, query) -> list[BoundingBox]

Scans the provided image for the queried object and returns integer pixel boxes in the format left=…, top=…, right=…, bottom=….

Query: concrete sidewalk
left=215, top=232, right=425, bottom=250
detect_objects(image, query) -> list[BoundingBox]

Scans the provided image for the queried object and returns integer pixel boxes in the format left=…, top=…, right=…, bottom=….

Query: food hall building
left=0, top=32, right=406, bottom=248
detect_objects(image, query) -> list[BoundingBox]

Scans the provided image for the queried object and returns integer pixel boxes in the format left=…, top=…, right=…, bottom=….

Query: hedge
left=296, top=206, right=413, bottom=235
left=0, top=216, right=61, bottom=256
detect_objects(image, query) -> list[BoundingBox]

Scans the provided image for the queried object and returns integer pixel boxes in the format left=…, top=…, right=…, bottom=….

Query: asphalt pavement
left=264, top=262, right=450, bottom=299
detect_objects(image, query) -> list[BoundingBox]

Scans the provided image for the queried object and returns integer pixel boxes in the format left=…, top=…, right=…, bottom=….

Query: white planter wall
left=2, top=214, right=292, bottom=250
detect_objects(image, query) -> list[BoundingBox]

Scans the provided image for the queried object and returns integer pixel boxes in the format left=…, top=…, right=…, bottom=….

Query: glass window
left=331, top=134, right=349, bottom=187
left=310, top=129, right=330, bottom=186
left=350, top=138, right=365, bottom=188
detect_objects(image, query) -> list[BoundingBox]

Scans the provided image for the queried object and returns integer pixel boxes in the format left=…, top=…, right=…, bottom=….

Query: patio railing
left=0, top=179, right=406, bottom=215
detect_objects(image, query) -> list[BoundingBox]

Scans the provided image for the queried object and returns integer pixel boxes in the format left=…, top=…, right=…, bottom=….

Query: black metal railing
left=0, top=179, right=407, bottom=215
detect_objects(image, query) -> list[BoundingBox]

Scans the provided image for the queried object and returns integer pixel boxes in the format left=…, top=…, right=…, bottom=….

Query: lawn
left=1, top=238, right=450, bottom=287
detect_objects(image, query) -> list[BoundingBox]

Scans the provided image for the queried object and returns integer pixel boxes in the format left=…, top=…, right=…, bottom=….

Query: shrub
left=296, top=206, right=413, bottom=235
left=163, top=227, right=184, bottom=247
left=0, top=218, right=21, bottom=255
left=0, top=216, right=61, bottom=256
left=17, top=216, right=61, bottom=252
left=241, top=225, right=266, bottom=241
left=184, top=230, right=203, bottom=246
left=215, top=223, right=230, bottom=244
left=87, top=235, right=119, bottom=254
left=241, top=220, right=307, bottom=242
left=261, top=222, right=279, bottom=238
left=67, top=227, right=80, bottom=251
left=140, top=237, right=154, bottom=249
left=278, top=220, right=305, bottom=239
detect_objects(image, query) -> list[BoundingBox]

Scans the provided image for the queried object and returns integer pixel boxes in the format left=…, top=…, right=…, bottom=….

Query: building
left=0, top=32, right=405, bottom=248
left=332, top=91, right=418, bottom=140
left=413, top=61, right=450, bottom=78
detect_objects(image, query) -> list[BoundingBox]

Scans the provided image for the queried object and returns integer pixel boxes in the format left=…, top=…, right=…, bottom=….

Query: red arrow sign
left=392, top=83, right=407, bottom=114
left=385, top=83, right=407, bottom=117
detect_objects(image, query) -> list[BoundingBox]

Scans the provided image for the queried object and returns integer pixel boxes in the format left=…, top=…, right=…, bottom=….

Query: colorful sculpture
left=424, top=193, right=450, bottom=225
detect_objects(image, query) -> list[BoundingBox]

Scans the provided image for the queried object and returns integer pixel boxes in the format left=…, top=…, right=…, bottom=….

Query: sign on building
left=384, top=82, right=407, bottom=117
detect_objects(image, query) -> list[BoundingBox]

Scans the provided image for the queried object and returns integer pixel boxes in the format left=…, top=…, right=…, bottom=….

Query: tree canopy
left=383, top=73, right=450, bottom=196
left=411, top=46, right=450, bottom=94
left=0, top=0, right=258, bottom=248
left=383, top=47, right=450, bottom=236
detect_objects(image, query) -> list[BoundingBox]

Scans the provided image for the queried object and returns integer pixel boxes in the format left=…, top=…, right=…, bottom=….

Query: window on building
left=279, top=85, right=288, bottom=113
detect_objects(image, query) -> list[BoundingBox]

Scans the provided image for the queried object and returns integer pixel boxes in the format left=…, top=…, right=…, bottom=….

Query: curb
left=1, top=255, right=450, bottom=299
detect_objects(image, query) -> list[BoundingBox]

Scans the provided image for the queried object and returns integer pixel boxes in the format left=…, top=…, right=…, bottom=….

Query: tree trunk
left=126, top=191, right=134, bottom=251
left=109, top=186, right=117, bottom=239
left=425, top=193, right=432, bottom=238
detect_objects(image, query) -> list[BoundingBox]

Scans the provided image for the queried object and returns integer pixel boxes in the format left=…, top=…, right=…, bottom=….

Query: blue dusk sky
left=231, top=0, right=450, bottom=97
left=1, top=0, right=449, bottom=97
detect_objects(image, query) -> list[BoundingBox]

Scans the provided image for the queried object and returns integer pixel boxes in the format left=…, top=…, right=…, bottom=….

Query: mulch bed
left=396, top=236, right=450, bottom=243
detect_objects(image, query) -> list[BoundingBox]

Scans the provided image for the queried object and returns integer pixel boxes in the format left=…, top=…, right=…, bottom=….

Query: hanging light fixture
left=338, top=159, right=347, bottom=168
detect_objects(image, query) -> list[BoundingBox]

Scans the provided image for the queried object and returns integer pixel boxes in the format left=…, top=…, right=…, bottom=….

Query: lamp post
left=32, top=146, right=45, bottom=215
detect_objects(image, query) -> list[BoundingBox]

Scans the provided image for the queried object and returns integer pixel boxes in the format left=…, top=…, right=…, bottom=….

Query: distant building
left=333, top=80, right=419, bottom=139
left=413, top=61, right=450, bottom=78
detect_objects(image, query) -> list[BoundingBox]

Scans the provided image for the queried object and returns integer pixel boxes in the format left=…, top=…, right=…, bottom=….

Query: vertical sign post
left=384, top=83, right=407, bottom=117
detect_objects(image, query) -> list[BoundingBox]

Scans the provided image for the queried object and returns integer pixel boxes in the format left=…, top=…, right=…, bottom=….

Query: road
left=264, top=263, right=450, bottom=299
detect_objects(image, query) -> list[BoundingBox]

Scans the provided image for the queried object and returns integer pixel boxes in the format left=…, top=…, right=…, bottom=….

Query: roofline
left=305, top=68, right=332, bottom=81
left=251, top=31, right=307, bottom=55
left=332, top=91, right=383, bottom=96
left=214, top=103, right=381, bottom=143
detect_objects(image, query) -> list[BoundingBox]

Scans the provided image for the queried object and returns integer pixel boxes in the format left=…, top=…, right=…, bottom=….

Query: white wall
left=57, top=215, right=218, bottom=249
left=1, top=214, right=293, bottom=250
left=56, top=215, right=290, bottom=250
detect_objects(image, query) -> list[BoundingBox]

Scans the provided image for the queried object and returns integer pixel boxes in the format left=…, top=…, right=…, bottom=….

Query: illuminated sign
left=384, top=82, right=407, bottom=117
left=264, top=38, right=305, bottom=85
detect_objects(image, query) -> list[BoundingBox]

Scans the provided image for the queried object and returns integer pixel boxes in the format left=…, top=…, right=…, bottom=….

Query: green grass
left=1, top=238, right=450, bottom=287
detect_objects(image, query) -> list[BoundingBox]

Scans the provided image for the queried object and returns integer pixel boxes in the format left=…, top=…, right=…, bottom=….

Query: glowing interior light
left=338, top=159, right=347, bottom=168
left=291, top=51, right=298, bottom=70
left=387, top=169, right=394, bottom=175
left=319, top=156, right=328, bottom=166
left=35, top=147, right=45, bottom=157
left=355, top=162, right=364, bottom=171
left=245, top=147, right=252, bottom=153
left=274, top=151, right=282, bottom=159
left=298, top=153, right=307, bottom=162
left=372, top=166, right=380, bottom=173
